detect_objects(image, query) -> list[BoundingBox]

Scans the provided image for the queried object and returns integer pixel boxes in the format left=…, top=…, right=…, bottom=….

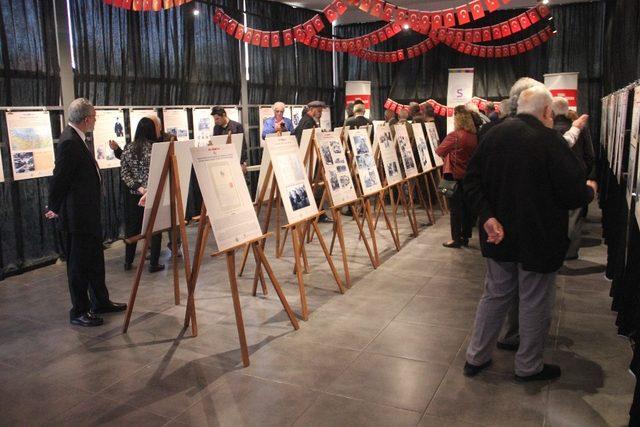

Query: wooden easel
left=122, top=141, right=192, bottom=333
left=182, top=204, right=300, bottom=367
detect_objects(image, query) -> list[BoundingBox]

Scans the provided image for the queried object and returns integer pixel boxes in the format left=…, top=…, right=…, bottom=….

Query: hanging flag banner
left=345, top=81, right=372, bottom=118
left=446, top=68, right=474, bottom=133
left=544, top=72, right=579, bottom=111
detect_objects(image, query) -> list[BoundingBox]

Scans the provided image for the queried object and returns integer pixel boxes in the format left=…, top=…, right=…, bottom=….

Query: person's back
left=468, top=114, right=591, bottom=272
left=553, top=114, right=595, bottom=178
left=345, top=114, right=372, bottom=129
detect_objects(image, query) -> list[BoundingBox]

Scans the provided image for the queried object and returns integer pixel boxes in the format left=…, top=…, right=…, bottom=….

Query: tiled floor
left=0, top=203, right=634, bottom=426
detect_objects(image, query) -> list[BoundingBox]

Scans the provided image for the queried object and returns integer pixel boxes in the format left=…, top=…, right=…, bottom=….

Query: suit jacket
left=553, top=115, right=596, bottom=179
left=49, top=125, right=103, bottom=236
left=213, top=119, right=247, bottom=163
left=294, top=114, right=318, bottom=144
left=464, top=114, right=594, bottom=273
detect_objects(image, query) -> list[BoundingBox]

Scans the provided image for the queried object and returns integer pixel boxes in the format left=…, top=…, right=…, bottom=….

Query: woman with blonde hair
left=436, top=105, right=479, bottom=248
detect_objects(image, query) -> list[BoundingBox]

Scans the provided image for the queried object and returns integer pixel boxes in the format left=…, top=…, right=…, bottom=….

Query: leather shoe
left=318, top=214, right=333, bottom=223
left=149, top=264, right=165, bottom=273
left=463, top=360, right=492, bottom=377
left=443, top=240, right=462, bottom=248
left=91, top=301, right=127, bottom=314
left=124, top=263, right=132, bottom=271
left=70, top=312, right=104, bottom=327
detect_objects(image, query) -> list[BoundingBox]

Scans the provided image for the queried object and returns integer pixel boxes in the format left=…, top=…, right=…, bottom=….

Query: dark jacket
left=553, top=115, right=596, bottom=180
left=464, top=114, right=594, bottom=273
left=294, top=113, right=318, bottom=143
left=345, top=115, right=372, bottom=129
left=436, top=129, right=478, bottom=180
left=214, top=119, right=246, bottom=163
left=49, top=125, right=103, bottom=236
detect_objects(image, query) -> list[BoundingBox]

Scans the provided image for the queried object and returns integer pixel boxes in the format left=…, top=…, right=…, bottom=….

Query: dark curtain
left=0, top=0, right=61, bottom=279
left=603, top=0, right=640, bottom=93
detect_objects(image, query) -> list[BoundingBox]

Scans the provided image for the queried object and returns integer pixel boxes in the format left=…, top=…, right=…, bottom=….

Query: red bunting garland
left=103, top=0, right=192, bottom=10
left=384, top=96, right=503, bottom=116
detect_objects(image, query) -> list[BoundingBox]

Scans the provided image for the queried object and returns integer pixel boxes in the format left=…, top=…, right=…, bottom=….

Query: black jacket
left=214, top=119, right=247, bottom=163
left=345, top=115, right=372, bottom=129
left=49, top=126, right=103, bottom=236
left=294, top=114, right=318, bottom=144
left=464, top=114, right=594, bottom=273
left=553, top=115, right=596, bottom=180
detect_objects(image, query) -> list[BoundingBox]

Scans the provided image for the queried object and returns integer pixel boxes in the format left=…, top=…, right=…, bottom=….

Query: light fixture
left=542, top=0, right=549, bottom=4
left=193, top=9, right=200, bottom=16
left=402, top=24, right=409, bottom=30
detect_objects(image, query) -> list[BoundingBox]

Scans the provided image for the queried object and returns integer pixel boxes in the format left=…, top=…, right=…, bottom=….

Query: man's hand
left=44, top=210, right=58, bottom=219
left=138, top=193, right=147, bottom=207
left=484, top=217, right=505, bottom=244
left=573, top=114, right=589, bottom=130
left=586, top=179, right=598, bottom=195
left=108, top=140, right=119, bottom=150
left=241, top=162, right=248, bottom=175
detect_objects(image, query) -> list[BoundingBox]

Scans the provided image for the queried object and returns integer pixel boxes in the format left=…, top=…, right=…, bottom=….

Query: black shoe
left=443, top=241, right=462, bottom=248
left=70, top=312, right=104, bottom=327
left=149, top=264, right=165, bottom=273
left=515, top=364, right=561, bottom=382
left=461, top=238, right=470, bottom=247
left=497, top=341, right=519, bottom=352
left=91, top=301, right=127, bottom=314
left=565, top=254, right=579, bottom=261
left=463, top=360, right=492, bottom=377
left=124, top=263, right=132, bottom=271
left=318, top=214, right=333, bottom=223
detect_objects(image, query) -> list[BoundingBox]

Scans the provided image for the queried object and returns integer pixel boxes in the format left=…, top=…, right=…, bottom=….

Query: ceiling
left=274, top=0, right=590, bottom=24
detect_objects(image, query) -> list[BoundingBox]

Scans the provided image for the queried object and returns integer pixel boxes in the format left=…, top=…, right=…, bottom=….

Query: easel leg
left=333, top=209, right=351, bottom=288
left=291, top=225, right=309, bottom=321
left=398, top=181, right=419, bottom=236
left=422, top=174, right=436, bottom=224
left=406, top=179, right=420, bottom=236
left=226, top=250, right=250, bottom=367
left=311, top=220, right=345, bottom=294
left=251, top=243, right=268, bottom=297
left=379, top=192, right=401, bottom=251
left=254, top=242, right=300, bottom=330
left=329, top=220, right=338, bottom=255
left=363, top=198, right=381, bottom=266
left=278, top=227, right=288, bottom=258
left=350, top=203, right=377, bottom=269
left=184, top=213, right=210, bottom=336
left=123, top=236, right=151, bottom=333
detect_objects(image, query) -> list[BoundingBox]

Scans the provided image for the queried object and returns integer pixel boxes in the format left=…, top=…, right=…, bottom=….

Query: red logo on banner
left=550, top=89, right=578, bottom=107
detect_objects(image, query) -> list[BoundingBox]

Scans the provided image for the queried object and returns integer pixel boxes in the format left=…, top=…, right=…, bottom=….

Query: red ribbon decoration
left=103, top=0, right=191, bottom=9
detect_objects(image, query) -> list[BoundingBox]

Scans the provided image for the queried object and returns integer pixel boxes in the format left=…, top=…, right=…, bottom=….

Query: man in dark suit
left=294, top=100, right=324, bottom=144
left=462, top=86, right=597, bottom=382
left=45, top=98, right=126, bottom=327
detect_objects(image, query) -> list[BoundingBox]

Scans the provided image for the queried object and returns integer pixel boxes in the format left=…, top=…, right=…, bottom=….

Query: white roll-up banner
left=544, top=72, right=579, bottom=111
left=345, top=81, right=372, bottom=119
left=446, top=68, right=474, bottom=133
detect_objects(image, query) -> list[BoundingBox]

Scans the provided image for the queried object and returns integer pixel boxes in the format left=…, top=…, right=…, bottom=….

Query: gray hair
left=508, top=77, right=543, bottom=115
left=465, top=102, right=480, bottom=114
left=517, top=86, right=553, bottom=117
left=272, top=101, right=286, bottom=112
left=354, top=103, right=366, bottom=114
left=551, top=97, right=569, bottom=116
left=68, top=98, right=94, bottom=124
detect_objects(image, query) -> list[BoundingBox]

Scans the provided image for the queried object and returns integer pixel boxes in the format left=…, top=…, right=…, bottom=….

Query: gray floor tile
left=396, top=295, right=478, bottom=330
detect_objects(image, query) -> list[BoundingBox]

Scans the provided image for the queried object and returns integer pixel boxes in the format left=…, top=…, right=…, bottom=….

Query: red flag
left=384, top=99, right=392, bottom=109
left=395, top=7, right=409, bottom=25
left=486, top=46, right=495, bottom=57
left=450, top=39, right=460, bottom=50
left=437, top=28, right=446, bottom=42
left=261, top=32, right=270, bottom=47
left=482, top=28, right=492, bottom=41
left=517, top=41, right=526, bottom=53
left=447, top=108, right=454, bottom=117
left=359, top=0, right=372, bottom=13
left=524, top=39, right=534, bottom=51
left=377, top=29, right=387, bottom=42
left=152, top=0, right=162, bottom=11
left=531, top=34, right=541, bottom=46
left=121, top=0, right=133, bottom=9
left=251, top=31, right=262, bottom=46
left=341, top=40, right=349, bottom=51
left=503, top=45, right=511, bottom=57
left=408, top=49, right=415, bottom=59
left=391, top=52, right=398, bottom=62
left=509, top=18, right=522, bottom=34
left=219, top=15, right=229, bottom=31
left=455, top=31, right=464, bottom=44
left=294, top=25, right=306, bottom=41
left=445, top=31, right=454, bottom=45
left=282, top=29, right=294, bottom=46
left=431, top=13, right=443, bottom=30
left=473, top=29, right=482, bottom=43
left=419, top=41, right=429, bottom=54
left=243, top=29, right=253, bottom=44
left=213, top=8, right=223, bottom=24
left=355, top=38, right=363, bottom=50
left=464, top=30, right=473, bottom=43
left=443, top=9, right=456, bottom=27
left=484, top=0, right=499, bottom=12
left=457, top=41, right=466, bottom=52
left=464, top=44, right=472, bottom=55
left=456, top=5, right=471, bottom=25
left=225, top=20, right=238, bottom=36
left=324, top=6, right=338, bottom=23
left=271, top=32, right=281, bottom=47
left=500, top=23, right=511, bottom=37
left=312, top=15, right=324, bottom=32
left=509, top=44, right=518, bottom=56
left=382, top=3, right=395, bottom=21
left=479, top=46, right=487, bottom=57
left=362, top=36, right=370, bottom=48
left=527, top=9, right=540, bottom=24
left=539, top=29, right=549, bottom=42
left=491, top=25, right=502, bottom=39
left=370, top=0, right=384, bottom=17
left=348, top=40, right=356, bottom=51
left=319, top=38, right=327, bottom=50
left=537, top=3, right=551, bottom=17
left=494, top=47, right=503, bottom=58
left=304, top=22, right=316, bottom=37
left=433, top=104, right=441, bottom=115
left=409, top=11, right=421, bottom=31
left=420, top=13, right=431, bottom=34
left=142, top=0, right=152, bottom=11
left=385, top=25, right=394, bottom=38
left=469, top=0, right=485, bottom=20
left=370, top=33, right=379, bottom=45
left=309, top=37, right=319, bottom=48
left=519, top=13, right=532, bottom=29
left=132, top=0, right=143, bottom=11
left=234, top=24, right=244, bottom=40
left=334, top=0, right=348, bottom=15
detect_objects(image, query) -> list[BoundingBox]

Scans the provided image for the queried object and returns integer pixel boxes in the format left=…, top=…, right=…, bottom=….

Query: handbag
left=438, top=136, right=459, bottom=198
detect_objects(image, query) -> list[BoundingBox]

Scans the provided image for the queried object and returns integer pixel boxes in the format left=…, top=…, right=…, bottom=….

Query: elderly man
left=463, top=86, right=597, bottom=381
left=345, top=102, right=372, bottom=129
left=262, top=101, right=294, bottom=139
left=552, top=97, right=595, bottom=260
left=294, top=100, right=325, bottom=143
left=46, top=98, right=126, bottom=327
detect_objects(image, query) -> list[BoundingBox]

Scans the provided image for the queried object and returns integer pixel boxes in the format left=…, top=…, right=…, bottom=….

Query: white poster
left=345, top=81, right=372, bottom=119
left=320, top=107, right=332, bottom=132
left=93, top=109, right=126, bottom=169
left=394, top=124, right=419, bottom=179
left=224, top=107, right=241, bottom=124
left=631, top=87, right=640, bottom=226
left=291, top=106, right=304, bottom=128
left=192, top=108, right=213, bottom=147
left=190, top=144, right=263, bottom=251
left=209, top=134, right=243, bottom=160
left=316, top=131, right=357, bottom=206
left=266, top=135, right=318, bottom=224
left=299, top=128, right=318, bottom=178
left=412, top=123, right=435, bottom=172
left=142, top=141, right=193, bottom=233
left=447, top=68, right=474, bottom=133
left=6, top=111, right=55, bottom=180
left=0, top=146, right=5, bottom=183
left=615, top=91, right=629, bottom=183
left=545, top=72, right=579, bottom=111
left=163, top=108, right=190, bottom=141
left=349, top=128, right=382, bottom=196
left=375, top=124, right=402, bottom=186
left=129, top=109, right=157, bottom=139
left=425, top=122, right=444, bottom=167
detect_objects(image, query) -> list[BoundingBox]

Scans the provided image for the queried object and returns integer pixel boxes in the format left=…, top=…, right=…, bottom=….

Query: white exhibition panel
left=190, top=144, right=263, bottom=252
left=5, top=110, right=55, bottom=180
left=412, top=123, right=436, bottom=172
left=316, top=131, right=357, bottom=206
left=192, top=107, right=214, bottom=147
left=375, top=124, right=402, bottom=186
left=163, top=108, right=190, bottom=141
left=425, top=122, right=444, bottom=167
left=394, top=124, right=419, bottom=179
left=141, top=141, right=193, bottom=233
left=94, top=109, right=126, bottom=169
left=348, top=128, right=382, bottom=197
left=265, top=135, right=318, bottom=224
left=209, top=134, right=243, bottom=160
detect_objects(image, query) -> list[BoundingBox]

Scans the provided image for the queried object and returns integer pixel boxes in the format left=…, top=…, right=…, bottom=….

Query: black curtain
left=603, top=0, right=640, bottom=93
left=0, top=0, right=61, bottom=279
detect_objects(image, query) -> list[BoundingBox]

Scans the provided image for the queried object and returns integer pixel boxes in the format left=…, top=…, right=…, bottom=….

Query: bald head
left=517, top=86, right=554, bottom=127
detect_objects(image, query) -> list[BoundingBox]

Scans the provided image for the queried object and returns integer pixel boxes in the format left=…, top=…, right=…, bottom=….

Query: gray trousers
left=566, top=208, right=584, bottom=259
left=466, top=259, right=557, bottom=376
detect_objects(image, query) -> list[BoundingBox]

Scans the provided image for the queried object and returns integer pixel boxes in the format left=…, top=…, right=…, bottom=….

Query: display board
left=299, top=128, right=318, bottom=178
left=348, top=128, right=382, bottom=196
left=190, top=144, right=263, bottom=251
left=412, top=123, right=435, bottom=172
left=6, top=110, right=55, bottom=180
left=129, top=109, right=157, bottom=138
left=394, top=124, right=419, bottom=179
left=447, top=68, right=474, bottom=133
left=320, top=107, right=332, bottom=132
left=209, top=134, right=243, bottom=160
left=0, top=145, right=5, bottom=183
left=632, top=86, right=640, bottom=227
left=255, top=144, right=273, bottom=203
left=192, top=108, right=213, bottom=147
left=224, top=107, right=241, bottom=124
left=265, top=135, right=318, bottom=224
left=93, top=109, right=126, bottom=169
left=375, top=124, right=402, bottom=186
left=316, top=131, right=357, bottom=206
left=142, top=141, right=193, bottom=233
left=163, top=108, right=190, bottom=141
left=425, top=122, right=444, bottom=167
left=616, top=91, right=629, bottom=182
left=545, top=72, right=579, bottom=111
left=291, top=106, right=304, bottom=128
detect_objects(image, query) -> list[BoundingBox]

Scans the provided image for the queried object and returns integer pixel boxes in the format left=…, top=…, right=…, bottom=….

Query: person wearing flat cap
left=294, top=100, right=325, bottom=144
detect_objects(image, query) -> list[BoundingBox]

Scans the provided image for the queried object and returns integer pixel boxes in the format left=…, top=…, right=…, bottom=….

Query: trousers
left=466, top=259, right=557, bottom=376
left=566, top=207, right=584, bottom=258
left=448, top=180, right=473, bottom=242
left=124, top=192, right=161, bottom=266
left=65, top=232, right=110, bottom=318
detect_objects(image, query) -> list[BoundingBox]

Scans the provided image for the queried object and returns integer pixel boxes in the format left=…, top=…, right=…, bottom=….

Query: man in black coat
left=46, top=98, right=126, bottom=327
left=294, top=100, right=324, bottom=144
left=462, top=86, right=597, bottom=381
